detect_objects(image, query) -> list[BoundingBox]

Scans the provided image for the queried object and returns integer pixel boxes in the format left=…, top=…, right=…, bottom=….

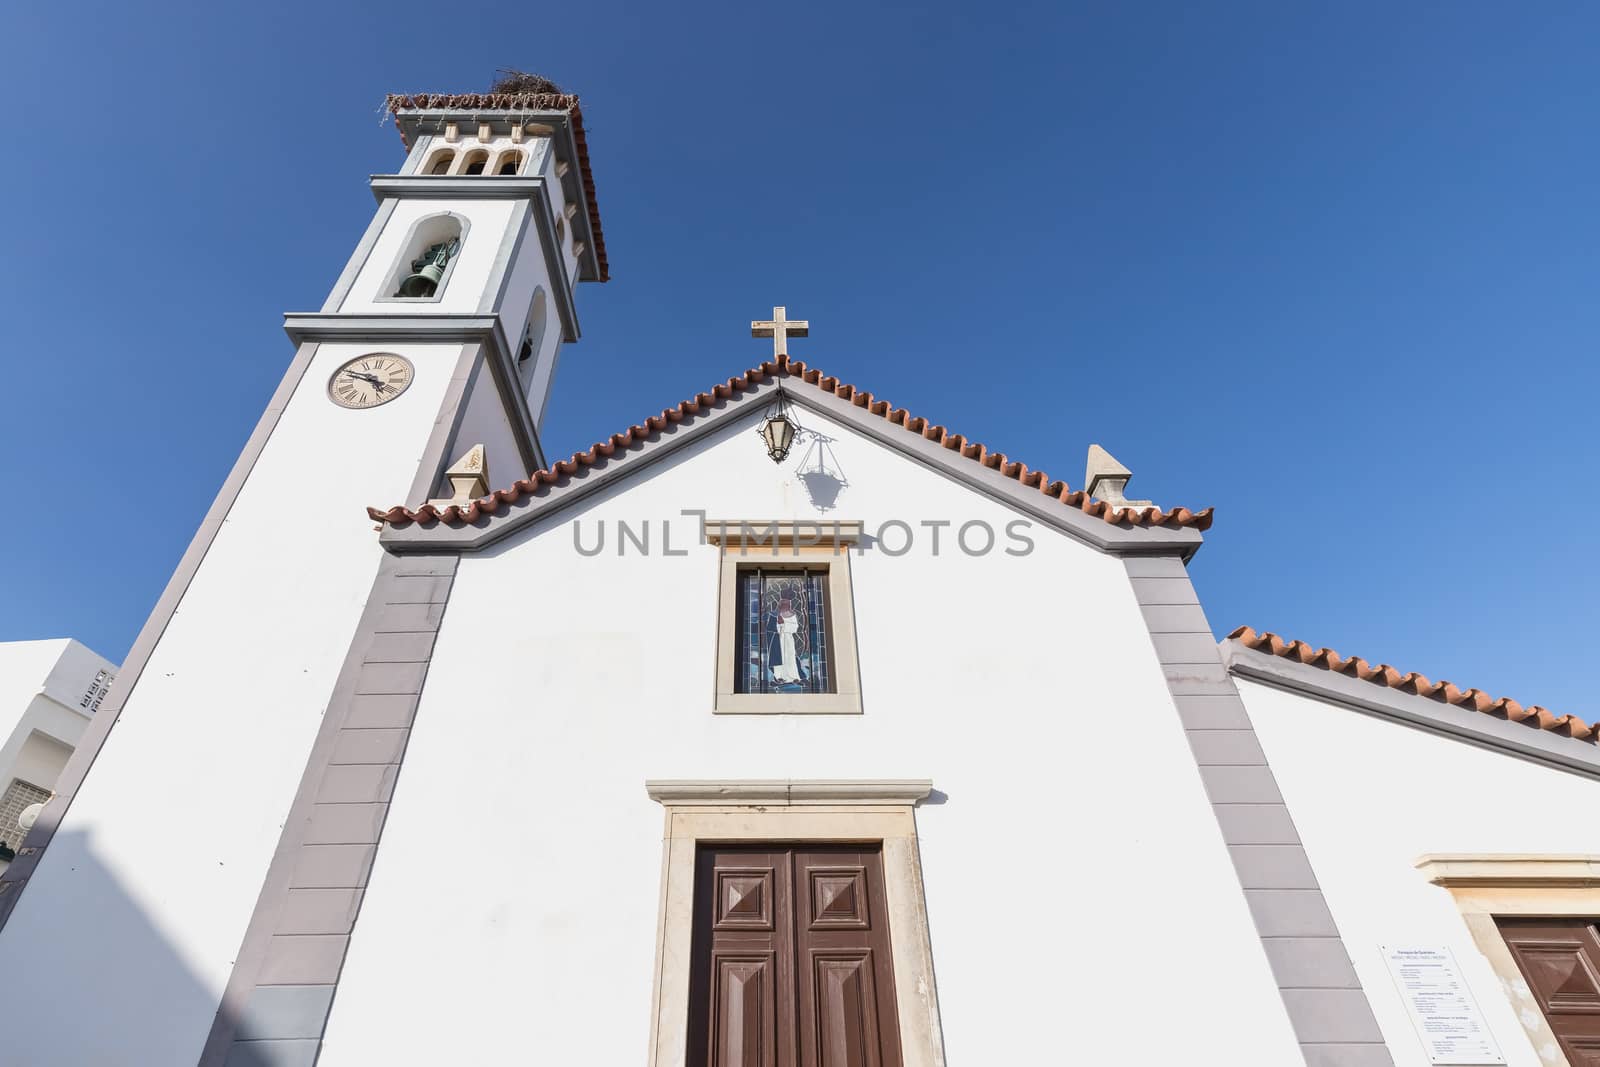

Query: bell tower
left=297, top=77, right=609, bottom=486
left=0, top=77, right=608, bottom=1065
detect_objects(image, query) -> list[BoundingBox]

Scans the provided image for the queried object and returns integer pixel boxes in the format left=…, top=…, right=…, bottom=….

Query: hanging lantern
left=759, top=392, right=802, bottom=463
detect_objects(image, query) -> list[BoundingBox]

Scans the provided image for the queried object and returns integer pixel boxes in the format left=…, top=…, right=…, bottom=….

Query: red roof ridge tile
left=366, top=354, right=1215, bottom=531
left=1226, top=625, right=1596, bottom=745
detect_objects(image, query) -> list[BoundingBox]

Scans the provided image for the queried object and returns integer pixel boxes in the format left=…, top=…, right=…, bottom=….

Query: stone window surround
left=710, top=520, right=864, bottom=715
left=644, top=779, right=945, bottom=1067
left=1415, top=853, right=1600, bottom=1067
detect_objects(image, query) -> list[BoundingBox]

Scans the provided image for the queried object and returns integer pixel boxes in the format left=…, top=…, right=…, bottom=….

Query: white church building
left=0, top=83, right=1596, bottom=1067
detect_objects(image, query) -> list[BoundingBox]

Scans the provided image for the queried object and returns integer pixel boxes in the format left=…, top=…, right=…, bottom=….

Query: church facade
left=0, top=88, right=1596, bottom=1067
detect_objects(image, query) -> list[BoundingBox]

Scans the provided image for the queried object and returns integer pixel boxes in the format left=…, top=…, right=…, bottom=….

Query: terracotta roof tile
left=367, top=354, right=1215, bottom=530
left=385, top=93, right=609, bottom=282
left=1227, top=626, right=1596, bottom=744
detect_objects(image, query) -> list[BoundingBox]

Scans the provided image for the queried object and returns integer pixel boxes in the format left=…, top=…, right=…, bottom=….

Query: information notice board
left=1381, top=945, right=1505, bottom=1065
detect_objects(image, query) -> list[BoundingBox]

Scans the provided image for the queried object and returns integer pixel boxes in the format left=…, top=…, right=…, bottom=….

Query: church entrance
left=687, top=844, right=904, bottom=1067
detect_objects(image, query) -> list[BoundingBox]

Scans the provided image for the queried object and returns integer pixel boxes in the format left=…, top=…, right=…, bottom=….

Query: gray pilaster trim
left=1223, top=642, right=1600, bottom=782
left=199, top=552, right=459, bottom=1066
left=321, top=201, right=399, bottom=313
left=390, top=109, right=601, bottom=283
left=0, top=342, right=324, bottom=934
left=527, top=179, right=579, bottom=342
left=475, top=330, right=547, bottom=477
left=367, top=175, right=580, bottom=341
left=1125, top=557, right=1394, bottom=1066
left=380, top=375, right=1205, bottom=556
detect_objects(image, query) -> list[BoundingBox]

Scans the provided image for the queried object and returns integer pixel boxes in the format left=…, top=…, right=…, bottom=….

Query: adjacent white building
left=0, top=81, right=1593, bottom=1067
left=0, top=640, right=115, bottom=871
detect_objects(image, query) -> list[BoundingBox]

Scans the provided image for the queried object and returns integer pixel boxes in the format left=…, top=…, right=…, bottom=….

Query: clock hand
left=342, top=370, right=382, bottom=384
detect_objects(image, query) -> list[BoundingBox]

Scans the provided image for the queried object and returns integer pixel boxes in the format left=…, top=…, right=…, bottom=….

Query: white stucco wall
left=497, top=225, right=552, bottom=361
left=0, top=340, right=461, bottom=1065
left=1239, top=677, right=1600, bottom=1067
left=0, top=640, right=77, bottom=724
left=322, top=406, right=1303, bottom=1064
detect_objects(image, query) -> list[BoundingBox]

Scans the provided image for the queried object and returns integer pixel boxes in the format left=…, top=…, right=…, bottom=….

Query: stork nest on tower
left=489, top=70, right=564, bottom=96
left=385, top=68, right=578, bottom=115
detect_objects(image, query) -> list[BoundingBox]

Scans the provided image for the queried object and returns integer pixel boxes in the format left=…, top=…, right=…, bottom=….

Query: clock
left=328, top=354, right=414, bottom=409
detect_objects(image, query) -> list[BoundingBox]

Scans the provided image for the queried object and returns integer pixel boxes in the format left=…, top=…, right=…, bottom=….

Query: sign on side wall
left=79, top=669, right=114, bottom=715
left=1381, top=945, right=1505, bottom=1065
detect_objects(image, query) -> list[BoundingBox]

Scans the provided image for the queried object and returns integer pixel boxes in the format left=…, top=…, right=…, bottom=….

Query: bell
left=398, top=261, right=445, bottom=298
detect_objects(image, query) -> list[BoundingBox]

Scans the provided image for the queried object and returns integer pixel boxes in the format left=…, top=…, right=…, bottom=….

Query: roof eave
left=1222, top=639, right=1600, bottom=779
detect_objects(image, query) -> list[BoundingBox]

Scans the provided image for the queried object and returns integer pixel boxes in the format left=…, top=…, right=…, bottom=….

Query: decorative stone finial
left=1084, top=444, right=1152, bottom=507
left=427, top=444, right=490, bottom=510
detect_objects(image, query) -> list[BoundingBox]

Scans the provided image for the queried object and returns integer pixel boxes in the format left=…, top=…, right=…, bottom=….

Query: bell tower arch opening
left=383, top=212, right=468, bottom=301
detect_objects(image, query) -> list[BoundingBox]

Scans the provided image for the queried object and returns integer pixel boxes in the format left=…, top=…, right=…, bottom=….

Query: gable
left=467, top=398, right=1141, bottom=569
left=372, top=355, right=1211, bottom=557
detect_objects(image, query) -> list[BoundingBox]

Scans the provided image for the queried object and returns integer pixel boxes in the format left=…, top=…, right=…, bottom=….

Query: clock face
left=328, top=354, right=414, bottom=409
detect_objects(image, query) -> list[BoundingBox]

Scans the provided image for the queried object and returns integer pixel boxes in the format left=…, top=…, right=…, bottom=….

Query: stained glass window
left=735, top=569, right=831, bottom=694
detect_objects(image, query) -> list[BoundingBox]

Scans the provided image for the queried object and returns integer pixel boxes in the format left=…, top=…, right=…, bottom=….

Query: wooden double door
left=1497, top=918, right=1600, bottom=1062
left=688, top=845, right=904, bottom=1067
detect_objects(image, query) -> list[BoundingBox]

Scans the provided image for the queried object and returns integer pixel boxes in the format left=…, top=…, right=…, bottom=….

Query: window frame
left=710, top=521, right=863, bottom=715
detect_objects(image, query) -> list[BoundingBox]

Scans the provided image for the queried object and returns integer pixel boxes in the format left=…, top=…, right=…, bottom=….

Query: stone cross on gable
left=751, top=306, right=809, bottom=357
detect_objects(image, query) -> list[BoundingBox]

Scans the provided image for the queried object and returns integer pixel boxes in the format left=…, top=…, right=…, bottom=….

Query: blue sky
left=4, top=2, right=1596, bottom=715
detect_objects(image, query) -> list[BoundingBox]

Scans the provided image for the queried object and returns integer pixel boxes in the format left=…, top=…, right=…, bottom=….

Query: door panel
left=811, top=951, right=881, bottom=1067
left=713, top=952, right=778, bottom=1067
left=690, top=845, right=902, bottom=1067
